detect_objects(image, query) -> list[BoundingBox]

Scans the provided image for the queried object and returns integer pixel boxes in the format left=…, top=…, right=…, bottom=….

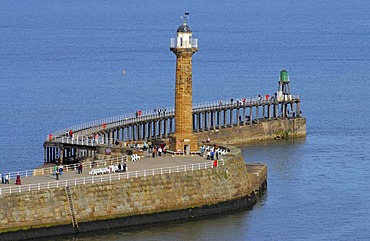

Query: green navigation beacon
left=277, top=69, right=291, bottom=101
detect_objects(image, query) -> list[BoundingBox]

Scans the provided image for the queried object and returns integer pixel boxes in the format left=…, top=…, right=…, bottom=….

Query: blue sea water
left=1, top=0, right=370, bottom=240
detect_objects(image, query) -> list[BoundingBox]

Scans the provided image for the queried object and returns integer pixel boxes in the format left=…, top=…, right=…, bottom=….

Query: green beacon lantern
left=280, top=70, right=289, bottom=83
left=277, top=69, right=291, bottom=101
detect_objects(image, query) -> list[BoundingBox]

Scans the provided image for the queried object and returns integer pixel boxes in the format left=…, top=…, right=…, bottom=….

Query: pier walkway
left=0, top=154, right=223, bottom=195
left=43, top=95, right=301, bottom=163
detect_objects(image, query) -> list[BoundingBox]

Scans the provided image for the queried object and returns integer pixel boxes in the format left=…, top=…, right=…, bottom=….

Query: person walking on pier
left=15, top=175, right=21, bottom=185
left=78, top=163, right=83, bottom=174
left=200, top=146, right=205, bottom=157
left=55, top=169, right=59, bottom=180
left=4, top=174, right=10, bottom=184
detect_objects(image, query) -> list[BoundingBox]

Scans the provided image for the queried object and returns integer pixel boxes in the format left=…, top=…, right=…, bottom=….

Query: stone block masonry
left=0, top=150, right=257, bottom=240
left=196, top=118, right=306, bottom=145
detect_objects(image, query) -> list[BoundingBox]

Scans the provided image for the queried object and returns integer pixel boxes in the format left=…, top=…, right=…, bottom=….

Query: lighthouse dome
left=177, top=23, right=192, bottom=33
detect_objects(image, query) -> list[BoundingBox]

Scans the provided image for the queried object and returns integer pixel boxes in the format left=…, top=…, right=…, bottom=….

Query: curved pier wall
left=196, top=118, right=306, bottom=145
left=0, top=149, right=254, bottom=239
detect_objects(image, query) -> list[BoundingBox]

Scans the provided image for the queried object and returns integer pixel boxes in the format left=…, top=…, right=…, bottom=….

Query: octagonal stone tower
left=169, top=15, right=199, bottom=154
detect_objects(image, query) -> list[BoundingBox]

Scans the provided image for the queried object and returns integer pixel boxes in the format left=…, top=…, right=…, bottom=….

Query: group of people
left=148, top=143, right=167, bottom=158
left=200, top=144, right=224, bottom=161
left=0, top=173, right=21, bottom=185
left=152, top=108, right=167, bottom=116
left=219, top=95, right=275, bottom=107
left=200, top=147, right=218, bottom=160
left=65, top=129, right=74, bottom=138
left=117, top=163, right=127, bottom=172
left=0, top=173, right=10, bottom=184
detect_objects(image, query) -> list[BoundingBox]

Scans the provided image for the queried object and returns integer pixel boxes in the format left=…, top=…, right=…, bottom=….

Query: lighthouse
left=170, top=13, right=199, bottom=154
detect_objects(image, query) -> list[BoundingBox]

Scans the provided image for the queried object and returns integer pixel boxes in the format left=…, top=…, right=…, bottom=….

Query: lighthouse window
left=180, top=38, right=183, bottom=46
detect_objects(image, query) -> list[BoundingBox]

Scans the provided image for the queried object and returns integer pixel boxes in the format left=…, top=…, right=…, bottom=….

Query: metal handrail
left=47, top=95, right=300, bottom=141
left=2, top=156, right=127, bottom=180
left=0, top=160, right=224, bottom=195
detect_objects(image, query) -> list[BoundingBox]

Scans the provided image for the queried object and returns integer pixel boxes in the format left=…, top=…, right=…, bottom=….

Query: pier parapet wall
left=196, top=117, right=306, bottom=145
left=0, top=148, right=258, bottom=240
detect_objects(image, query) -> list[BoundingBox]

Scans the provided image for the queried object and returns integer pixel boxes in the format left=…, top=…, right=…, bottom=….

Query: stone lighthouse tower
left=170, top=14, right=198, bottom=154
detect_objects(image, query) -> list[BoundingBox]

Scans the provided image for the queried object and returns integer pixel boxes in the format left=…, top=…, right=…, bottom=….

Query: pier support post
left=249, top=107, right=253, bottom=125
left=296, top=101, right=301, bottom=118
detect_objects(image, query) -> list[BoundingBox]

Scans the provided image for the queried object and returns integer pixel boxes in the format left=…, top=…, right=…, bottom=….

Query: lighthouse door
left=184, top=144, right=190, bottom=155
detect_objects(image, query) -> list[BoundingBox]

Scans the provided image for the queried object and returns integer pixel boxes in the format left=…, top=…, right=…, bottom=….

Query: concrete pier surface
left=2, top=154, right=205, bottom=187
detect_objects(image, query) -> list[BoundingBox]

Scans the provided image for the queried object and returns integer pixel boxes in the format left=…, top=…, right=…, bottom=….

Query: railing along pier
left=43, top=95, right=301, bottom=163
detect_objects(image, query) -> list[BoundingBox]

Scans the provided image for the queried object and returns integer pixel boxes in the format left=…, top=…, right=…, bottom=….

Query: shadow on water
left=35, top=204, right=257, bottom=241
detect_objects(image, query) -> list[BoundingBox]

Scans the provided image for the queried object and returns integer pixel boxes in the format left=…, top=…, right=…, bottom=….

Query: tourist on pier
left=200, top=146, right=205, bottom=157
left=55, top=170, right=59, bottom=180
left=148, top=146, right=152, bottom=157
left=210, top=150, right=215, bottom=160
left=122, top=162, right=127, bottom=172
left=4, top=174, right=10, bottom=184
left=206, top=151, right=211, bottom=160
left=142, top=142, right=148, bottom=151
left=152, top=148, right=157, bottom=158
left=69, top=130, right=73, bottom=138
left=15, top=175, right=21, bottom=185
left=78, top=163, right=83, bottom=174
left=158, top=147, right=162, bottom=156
left=58, top=165, right=63, bottom=175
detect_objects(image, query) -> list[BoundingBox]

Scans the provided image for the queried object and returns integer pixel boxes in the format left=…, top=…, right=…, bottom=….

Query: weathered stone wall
left=0, top=149, right=253, bottom=237
left=195, top=118, right=306, bottom=145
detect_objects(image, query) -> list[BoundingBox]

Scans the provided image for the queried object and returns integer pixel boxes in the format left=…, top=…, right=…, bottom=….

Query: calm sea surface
left=1, top=0, right=370, bottom=240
